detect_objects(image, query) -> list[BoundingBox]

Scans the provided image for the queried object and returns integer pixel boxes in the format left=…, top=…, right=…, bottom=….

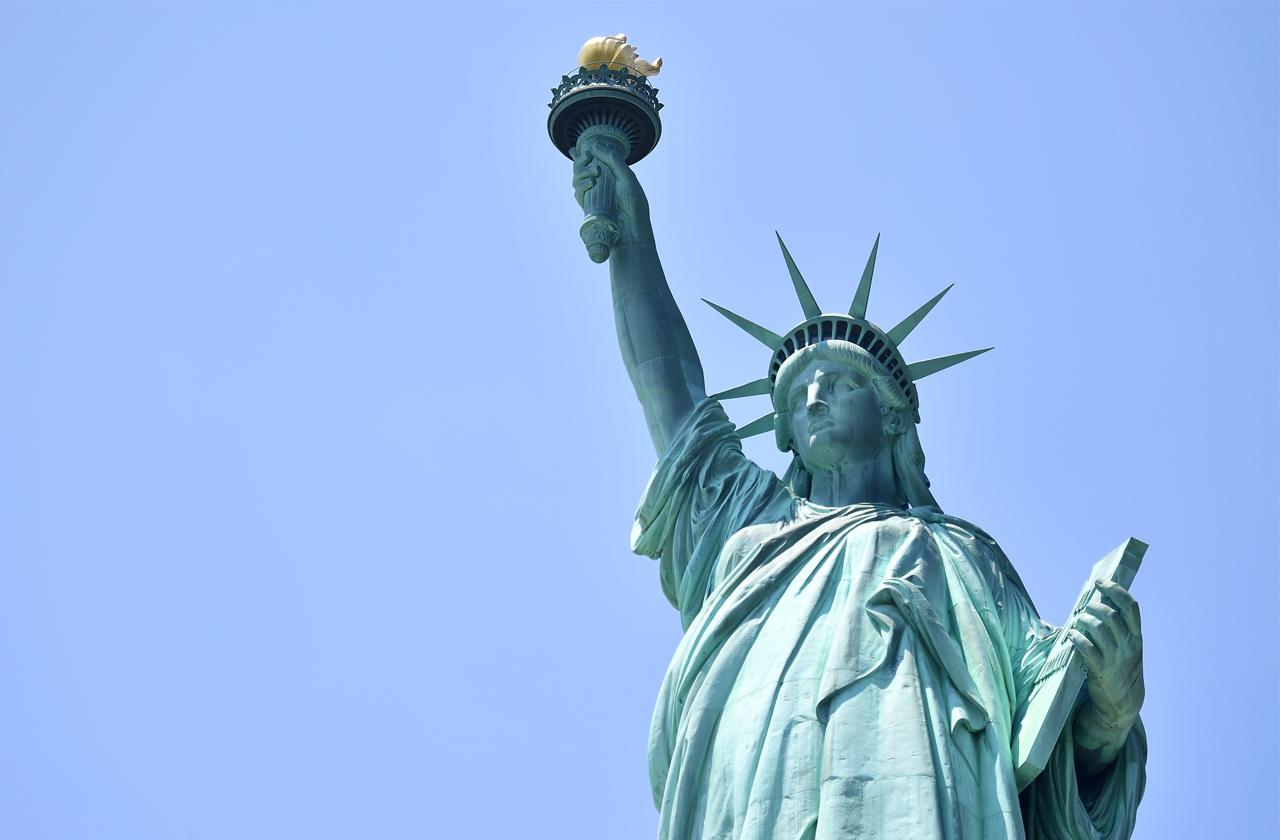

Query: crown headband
left=705, top=233, right=992, bottom=436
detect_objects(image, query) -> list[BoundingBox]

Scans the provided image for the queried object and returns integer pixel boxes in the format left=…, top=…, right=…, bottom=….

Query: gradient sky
left=1, top=3, right=1276, bottom=838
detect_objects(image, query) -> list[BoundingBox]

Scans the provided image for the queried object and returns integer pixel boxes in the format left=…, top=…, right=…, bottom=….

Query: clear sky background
left=1, top=2, right=1276, bottom=838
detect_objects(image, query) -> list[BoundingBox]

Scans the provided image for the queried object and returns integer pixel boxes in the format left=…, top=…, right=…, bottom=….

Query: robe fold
left=631, top=400, right=1145, bottom=840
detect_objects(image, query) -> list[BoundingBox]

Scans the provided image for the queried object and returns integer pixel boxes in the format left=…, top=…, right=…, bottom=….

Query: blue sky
left=1, top=3, right=1275, bottom=838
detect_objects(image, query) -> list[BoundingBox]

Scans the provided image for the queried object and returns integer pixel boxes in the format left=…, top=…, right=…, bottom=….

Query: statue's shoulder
left=907, top=507, right=1000, bottom=548
left=724, top=519, right=785, bottom=553
left=722, top=495, right=796, bottom=553
left=905, top=507, right=1031, bottom=600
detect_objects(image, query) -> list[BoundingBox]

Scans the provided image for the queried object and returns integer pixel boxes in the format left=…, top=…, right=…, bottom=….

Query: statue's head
left=704, top=234, right=992, bottom=510
left=772, top=340, right=927, bottom=506
left=773, top=341, right=908, bottom=464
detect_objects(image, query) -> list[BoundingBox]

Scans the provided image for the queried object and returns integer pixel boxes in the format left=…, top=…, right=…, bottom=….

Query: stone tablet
left=1012, top=537, right=1148, bottom=790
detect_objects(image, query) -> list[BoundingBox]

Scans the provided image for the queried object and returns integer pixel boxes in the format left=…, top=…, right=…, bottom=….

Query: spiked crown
left=706, top=234, right=992, bottom=437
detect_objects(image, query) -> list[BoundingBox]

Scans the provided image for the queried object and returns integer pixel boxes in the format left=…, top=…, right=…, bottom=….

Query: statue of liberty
left=568, top=123, right=1147, bottom=839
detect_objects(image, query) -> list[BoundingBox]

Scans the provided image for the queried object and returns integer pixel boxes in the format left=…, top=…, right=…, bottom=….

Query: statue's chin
left=797, top=437, right=851, bottom=473
left=797, top=452, right=841, bottom=475
left=798, top=443, right=887, bottom=477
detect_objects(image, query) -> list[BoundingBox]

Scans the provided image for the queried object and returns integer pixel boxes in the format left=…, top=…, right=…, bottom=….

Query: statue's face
left=784, top=359, right=888, bottom=473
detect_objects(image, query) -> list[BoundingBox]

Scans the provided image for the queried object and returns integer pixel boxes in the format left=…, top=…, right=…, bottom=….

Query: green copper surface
left=731, top=410, right=776, bottom=439
left=849, top=233, right=879, bottom=318
left=907, top=346, right=995, bottom=381
left=709, top=378, right=772, bottom=401
left=776, top=232, right=822, bottom=319
left=887, top=283, right=954, bottom=345
left=562, top=99, right=1147, bottom=840
left=702, top=299, right=784, bottom=350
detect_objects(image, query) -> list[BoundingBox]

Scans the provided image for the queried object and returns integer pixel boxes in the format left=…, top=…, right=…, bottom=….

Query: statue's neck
left=805, top=446, right=900, bottom=508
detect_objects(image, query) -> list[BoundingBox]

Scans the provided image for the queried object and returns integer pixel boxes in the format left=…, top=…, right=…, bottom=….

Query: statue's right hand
left=571, top=141, right=652, bottom=243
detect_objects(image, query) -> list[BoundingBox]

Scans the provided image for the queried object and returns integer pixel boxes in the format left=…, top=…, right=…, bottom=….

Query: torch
left=548, top=34, right=664, bottom=263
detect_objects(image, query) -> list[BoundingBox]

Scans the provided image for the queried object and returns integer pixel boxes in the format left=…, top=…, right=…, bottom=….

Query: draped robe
left=631, top=401, right=1146, bottom=840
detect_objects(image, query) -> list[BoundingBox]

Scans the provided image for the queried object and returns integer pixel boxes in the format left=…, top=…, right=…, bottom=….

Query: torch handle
left=579, top=173, right=619, bottom=264
left=572, top=127, right=631, bottom=264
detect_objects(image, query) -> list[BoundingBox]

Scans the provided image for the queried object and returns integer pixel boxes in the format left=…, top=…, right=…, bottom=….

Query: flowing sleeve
left=1007, top=594, right=1148, bottom=839
left=631, top=399, right=787, bottom=629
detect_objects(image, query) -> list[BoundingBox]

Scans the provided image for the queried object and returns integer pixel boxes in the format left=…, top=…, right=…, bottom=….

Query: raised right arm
left=573, top=140, right=707, bottom=454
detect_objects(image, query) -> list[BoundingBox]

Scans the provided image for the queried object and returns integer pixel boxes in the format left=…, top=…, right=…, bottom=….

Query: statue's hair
left=771, top=340, right=939, bottom=509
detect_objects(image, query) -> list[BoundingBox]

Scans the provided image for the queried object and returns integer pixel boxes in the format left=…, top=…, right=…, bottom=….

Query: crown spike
left=735, top=412, right=776, bottom=439
left=711, top=378, right=773, bottom=400
left=907, top=347, right=994, bottom=381
left=849, top=233, right=880, bottom=319
left=887, top=284, right=954, bottom=346
left=703, top=299, right=783, bottom=349
left=776, top=232, right=821, bottom=319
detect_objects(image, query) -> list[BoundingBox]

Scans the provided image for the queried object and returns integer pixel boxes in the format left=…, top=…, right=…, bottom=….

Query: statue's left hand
left=1068, top=581, right=1145, bottom=730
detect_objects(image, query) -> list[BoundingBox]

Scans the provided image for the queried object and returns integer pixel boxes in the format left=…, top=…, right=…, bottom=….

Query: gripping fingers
left=580, top=140, right=638, bottom=191
left=1067, top=628, right=1104, bottom=672
left=1097, top=581, right=1141, bottom=635
left=1083, top=602, right=1122, bottom=643
left=571, top=148, right=596, bottom=182
left=572, top=165, right=602, bottom=203
left=1075, top=610, right=1118, bottom=653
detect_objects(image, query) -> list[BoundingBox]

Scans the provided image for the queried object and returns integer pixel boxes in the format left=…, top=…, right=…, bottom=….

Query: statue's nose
left=806, top=383, right=828, bottom=415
